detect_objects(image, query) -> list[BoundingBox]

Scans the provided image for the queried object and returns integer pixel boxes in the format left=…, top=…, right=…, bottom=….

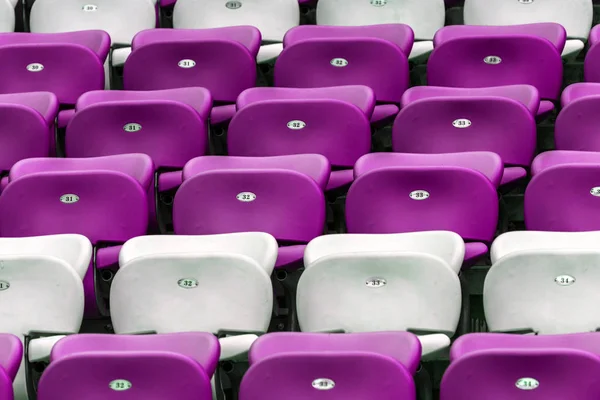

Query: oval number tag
left=312, top=378, right=335, bottom=391
left=330, top=58, right=348, bottom=67
left=178, top=59, right=196, bottom=69
left=109, top=380, right=132, bottom=391
left=225, top=1, right=242, bottom=9
left=453, top=119, right=471, bottom=128
left=287, top=120, right=306, bottom=130
left=555, top=275, right=575, bottom=286
left=484, top=56, right=502, bottom=65
left=365, top=278, right=386, bottom=288
left=518, top=0, right=534, bottom=3
left=410, top=190, right=429, bottom=200
left=237, top=192, right=256, bottom=202
left=123, top=123, right=142, bottom=132
left=0, top=281, right=9, bottom=291
left=60, top=194, right=79, bottom=204
left=26, top=63, right=44, bottom=72
left=591, top=187, right=600, bottom=197
left=178, top=278, right=198, bottom=289
left=370, top=0, right=387, bottom=6
left=516, top=378, right=539, bottom=390
left=82, top=4, right=98, bottom=11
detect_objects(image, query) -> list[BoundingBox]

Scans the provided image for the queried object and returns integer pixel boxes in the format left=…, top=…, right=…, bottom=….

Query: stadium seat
left=486, top=230, right=600, bottom=334
left=345, top=152, right=500, bottom=265
left=584, top=26, right=600, bottom=83
left=428, top=23, right=565, bottom=116
left=173, top=155, right=328, bottom=268
left=0, top=92, right=58, bottom=177
left=240, top=332, right=421, bottom=399
left=124, top=26, right=259, bottom=124
left=173, top=0, right=299, bottom=63
left=464, top=0, right=593, bottom=60
left=316, top=0, right=444, bottom=60
left=0, top=334, right=20, bottom=400
left=556, top=83, right=600, bottom=150
left=525, top=151, right=600, bottom=231
left=29, top=0, right=157, bottom=86
left=0, top=31, right=109, bottom=105
left=228, top=86, right=374, bottom=191
left=0, top=234, right=91, bottom=400
left=38, top=333, right=219, bottom=400
left=298, top=232, right=462, bottom=357
left=275, top=24, right=412, bottom=122
left=394, top=85, right=539, bottom=186
left=0, top=0, right=17, bottom=33
left=0, top=154, right=152, bottom=316
left=442, top=333, right=600, bottom=399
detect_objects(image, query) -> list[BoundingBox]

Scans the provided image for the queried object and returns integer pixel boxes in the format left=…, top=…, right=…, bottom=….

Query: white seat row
left=3, top=229, right=600, bottom=398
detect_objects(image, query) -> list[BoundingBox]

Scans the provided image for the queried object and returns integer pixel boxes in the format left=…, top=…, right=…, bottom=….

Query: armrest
left=28, top=336, right=66, bottom=363
left=561, top=39, right=584, bottom=62
left=219, top=334, right=259, bottom=362
left=418, top=334, right=451, bottom=361
left=257, top=43, right=283, bottom=64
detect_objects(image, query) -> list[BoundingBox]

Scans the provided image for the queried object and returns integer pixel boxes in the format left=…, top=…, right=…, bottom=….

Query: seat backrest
left=111, top=253, right=273, bottom=334
left=346, top=166, right=498, bottom=243
left=240, top=352, right=415, bottom=400
left=173, top=169, right=325, bottom=244
left=124, top=39, right=257, bottom=103
left=556, top=94, right=600, bottom=151
left=525, top=164, right=600, bottom=231
left=228, top=98, right=371, bottom=167
left=428, top=26, right=564, bottom=101
left=485, top=249, right=600, bottom=334
left=0, top=104, right=51, bottom=171
left=298, top=252, right=461, bottom=335
left=37, top=351, right=212, bottom=400
left=316, top=0, right=444, bottom=41
left=0, top=43, right=104, bottom=105
left=66, top=101, right=208, bottom=169
left=441, top=348, right=600, bottom=400
left=276, top=31, right=409, bottom=104
left=464, top=0, right=593, bottom=40
left=0, top=171, right=148, bottom=244
left=393, top=95, right=537, bottom=167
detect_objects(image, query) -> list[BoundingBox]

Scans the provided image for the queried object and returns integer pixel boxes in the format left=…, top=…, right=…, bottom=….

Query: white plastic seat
left=0, top=234, right=90, bottom=400
left=29, top=0, right=158, bottom=85
left=485, top=231, right=600, bottom=335
left=464, top=0, right=593, bottom=60
left=0, top=0, right=17, bottom=33
left=111, top=233, right=278, bottom=361
left=298, top=232, right=463, bottom=359
left=316, top=0, right=445, bottom=61
left=173, top=0, right=299, bottom=63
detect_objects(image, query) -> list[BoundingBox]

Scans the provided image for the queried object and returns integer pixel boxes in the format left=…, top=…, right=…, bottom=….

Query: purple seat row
left=4, top=331, right=600, bottom=399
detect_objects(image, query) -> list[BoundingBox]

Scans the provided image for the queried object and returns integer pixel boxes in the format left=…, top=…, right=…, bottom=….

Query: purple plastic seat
left=0, top=31, right=110, bottom=105
left=394, top=85, right=539, bottom=187
left=0, top=334, right=21, bottom=400
left=0, top=154, right=152, bottom=315
left=442, top=333, right=600, bottom=399
left=585, top=25, right=600, bottom=82
left=38, top=332, right=220, bottom=400
left=0, top=92, right=58, bottom=173
left=556, top=83, right=600, bottom=151
left=124, top=26, right=260, bottom=123
left=229, top=86, right=374, bottom=191
left=240, top=332, right=419, bottom=400
left=346, top=152, right=500, bottom=266
left=526, top=150, right=600, bottom=231
left=429, top=23, right=565, bottom=111
left=174, top=155, right=329, bottom=268
left=275, top=24, right=413, bottom=121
